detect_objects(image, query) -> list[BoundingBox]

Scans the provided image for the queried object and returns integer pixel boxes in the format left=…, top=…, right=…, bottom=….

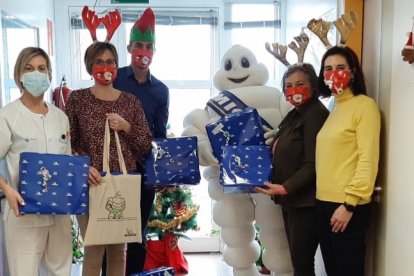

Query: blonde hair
left=14, top=47, right=52, bottom=92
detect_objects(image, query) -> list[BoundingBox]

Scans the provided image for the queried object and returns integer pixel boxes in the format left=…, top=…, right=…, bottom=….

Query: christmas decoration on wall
left=402, top=17, right=414, bottom=64
left=144, top=186, right=199, bottom=274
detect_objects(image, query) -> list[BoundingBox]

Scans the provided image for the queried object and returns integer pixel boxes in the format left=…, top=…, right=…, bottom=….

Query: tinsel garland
left=148, top=206, right=199, bottom=231
left=147, top=186, right=199, bottom=240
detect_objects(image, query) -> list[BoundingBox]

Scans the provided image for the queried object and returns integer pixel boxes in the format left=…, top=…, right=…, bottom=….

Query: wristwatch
left=343, top=202, right=356, bottom=213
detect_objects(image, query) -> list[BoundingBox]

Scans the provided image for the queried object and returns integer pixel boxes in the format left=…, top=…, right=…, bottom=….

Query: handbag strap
left=103, top=118, right=127, bottom=174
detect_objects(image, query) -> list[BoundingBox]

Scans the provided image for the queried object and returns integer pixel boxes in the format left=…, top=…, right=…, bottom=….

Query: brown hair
left=84, top=42, right=119, bottom=75
left=14, top=47, right=51, bottom=91
left=282, top=63, right=320, bottom=97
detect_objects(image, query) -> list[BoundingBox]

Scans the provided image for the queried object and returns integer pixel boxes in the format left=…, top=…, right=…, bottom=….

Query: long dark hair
left=318, top=46, right=367, bottom=97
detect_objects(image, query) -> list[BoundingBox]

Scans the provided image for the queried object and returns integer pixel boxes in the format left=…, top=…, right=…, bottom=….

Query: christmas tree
left=147, top=186, right=199, bottom=240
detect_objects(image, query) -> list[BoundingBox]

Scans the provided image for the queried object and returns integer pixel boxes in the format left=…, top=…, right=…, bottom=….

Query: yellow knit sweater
left=316, top=88, right=380, bottom=206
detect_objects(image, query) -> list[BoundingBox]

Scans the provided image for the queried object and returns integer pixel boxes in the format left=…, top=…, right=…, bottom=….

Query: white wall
left=0, top=0, right=55, bottom=50
left=284, top=0, right=339, bottom=72
left=0, top=2, right=55, bottom=275
left=364, top=0, right=414, bottom=275
left=53, top=0, right=225, bottom=88
left=0, top=0, right=57, bottom=90
left=362, top=1, right=387, bottom=275
left=383, top=0, right=414, bottom=275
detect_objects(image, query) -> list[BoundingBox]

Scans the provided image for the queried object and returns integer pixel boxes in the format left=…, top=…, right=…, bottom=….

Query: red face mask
left=285, top=86, right=311, bottom=107
left=323, top=70, right=351, bottom=94
left=92, top=65, right=117, bottom=86
left=132, top=48, right=153, bottom=70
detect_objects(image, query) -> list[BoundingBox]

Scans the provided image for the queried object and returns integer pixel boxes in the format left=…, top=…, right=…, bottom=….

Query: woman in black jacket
left=255, top=63, right=329, bottom=276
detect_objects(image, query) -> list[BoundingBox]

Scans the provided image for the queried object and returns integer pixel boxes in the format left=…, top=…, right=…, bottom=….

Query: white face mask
left=20, top=71, right=50, bottom=97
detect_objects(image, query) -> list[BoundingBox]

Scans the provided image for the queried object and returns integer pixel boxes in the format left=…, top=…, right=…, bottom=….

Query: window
left=224, top=2, right=281, bottom=87
left=75, top=29, right=108, bottom=81
left=0, top=10, right=38, bottom=106
left=69, top=7, right=218, bottom=136
left=69, top=7, right=220, bottom=252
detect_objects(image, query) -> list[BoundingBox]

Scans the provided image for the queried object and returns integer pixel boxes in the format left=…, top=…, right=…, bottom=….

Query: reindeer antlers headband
left=266, top=10, right=358, bottom=67
left=265, top=32, right=309, bottom=67
left=82, top=6, right=122, bottom=42
left=307, top=10, right=358, bottom=49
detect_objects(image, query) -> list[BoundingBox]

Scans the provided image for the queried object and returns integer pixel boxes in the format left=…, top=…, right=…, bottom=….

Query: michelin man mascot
left=182, top=45, right=293, bottom=276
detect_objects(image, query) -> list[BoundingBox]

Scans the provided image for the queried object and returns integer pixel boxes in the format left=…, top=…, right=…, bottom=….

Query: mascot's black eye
left=224, top=59, right=233, bottom=71
left=241, top=57, right=250, bottom=68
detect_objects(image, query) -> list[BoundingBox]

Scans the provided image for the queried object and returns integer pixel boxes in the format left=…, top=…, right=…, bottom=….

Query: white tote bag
left=83, top=119, right=142, bottom=246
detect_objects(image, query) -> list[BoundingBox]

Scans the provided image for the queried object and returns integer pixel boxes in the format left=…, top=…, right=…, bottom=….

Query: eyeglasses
left=93, top=59, right=117, bottom=67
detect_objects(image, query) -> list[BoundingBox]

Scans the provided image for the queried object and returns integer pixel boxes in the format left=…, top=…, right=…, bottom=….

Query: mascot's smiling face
left=213, top=45, right=269, bottom=91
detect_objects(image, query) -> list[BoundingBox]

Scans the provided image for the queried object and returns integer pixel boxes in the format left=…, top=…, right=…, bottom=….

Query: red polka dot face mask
left=285, top=86, right=312, bottom=107
left=92, top=65, right=117, bottom=86
left=132, top=48, right=153, bottom=70
left=323, top=69, right=351, bottom=94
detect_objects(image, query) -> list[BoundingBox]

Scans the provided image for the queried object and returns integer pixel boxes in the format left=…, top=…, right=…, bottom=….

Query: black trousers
left=125, top=184, right=155, bottom=275
left=316, top=200, right=370, bottom=276
left=282, top=206, right=319, bottom=276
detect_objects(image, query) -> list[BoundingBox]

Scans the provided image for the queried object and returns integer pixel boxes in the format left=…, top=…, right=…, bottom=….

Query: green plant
left=71, top=218, right=83, bottom=263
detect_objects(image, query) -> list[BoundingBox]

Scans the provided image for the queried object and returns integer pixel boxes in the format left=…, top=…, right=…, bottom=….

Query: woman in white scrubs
left=0, top=47, right=72, bottom=276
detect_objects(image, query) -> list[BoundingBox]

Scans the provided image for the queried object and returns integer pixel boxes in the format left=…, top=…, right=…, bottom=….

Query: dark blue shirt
left=114, top=66, right=169, bottom=138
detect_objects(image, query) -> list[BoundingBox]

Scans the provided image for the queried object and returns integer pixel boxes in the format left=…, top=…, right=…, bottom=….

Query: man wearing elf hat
left=113, top=7, right=169, bottom=275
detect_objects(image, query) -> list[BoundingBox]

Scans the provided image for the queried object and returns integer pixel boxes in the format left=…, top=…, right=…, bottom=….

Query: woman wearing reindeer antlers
left=66, top=6, right=152, bottom=276
left=310, top=11, right=380, bottom=276
left=257, top=32, right=329, bottom=276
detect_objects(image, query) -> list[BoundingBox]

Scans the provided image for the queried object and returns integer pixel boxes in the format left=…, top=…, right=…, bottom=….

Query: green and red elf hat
left=130, top=7, right=155, bottom=44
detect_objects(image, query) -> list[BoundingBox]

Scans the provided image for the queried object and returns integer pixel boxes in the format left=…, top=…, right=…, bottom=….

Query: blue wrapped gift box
left=18, top=152, right=90, bottom=215
left=220, top=145, right=272, bottom=193
left=131, top=266, right=175, bottom=276
left=206, top=108, right=266, bottom=162
left=144, top=137, right=201, bottom=186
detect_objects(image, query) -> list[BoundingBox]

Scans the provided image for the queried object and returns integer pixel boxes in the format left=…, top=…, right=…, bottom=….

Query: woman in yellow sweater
left=315, top=46, right=380, bottom=276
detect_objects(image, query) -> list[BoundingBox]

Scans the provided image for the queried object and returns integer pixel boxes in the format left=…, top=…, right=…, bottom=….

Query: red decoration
left=144, top=233, right=188, bottom=274
left=82, top=6, right=101, bottom=41
left=47, top=19, right=53, bottom=56
left=53, top=76, right=72, bottom=111
left=405, top=32, right=414, bottom=49
left=82, top=6, right=122, bottom=42
left=102, top=10, right=122, bottom=42
left=133, top=7, right=155, bottom=34
left=172, top=201, right=188, bottom=216
left=402, top=18, right=414, bottom=64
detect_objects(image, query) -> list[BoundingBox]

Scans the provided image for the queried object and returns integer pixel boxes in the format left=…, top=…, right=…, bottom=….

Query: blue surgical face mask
left=20, top=71, right=50, bottom=97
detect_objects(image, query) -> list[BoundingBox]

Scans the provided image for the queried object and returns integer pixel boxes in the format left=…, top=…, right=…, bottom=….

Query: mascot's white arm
left=182, top=108, right=219, bottom=167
